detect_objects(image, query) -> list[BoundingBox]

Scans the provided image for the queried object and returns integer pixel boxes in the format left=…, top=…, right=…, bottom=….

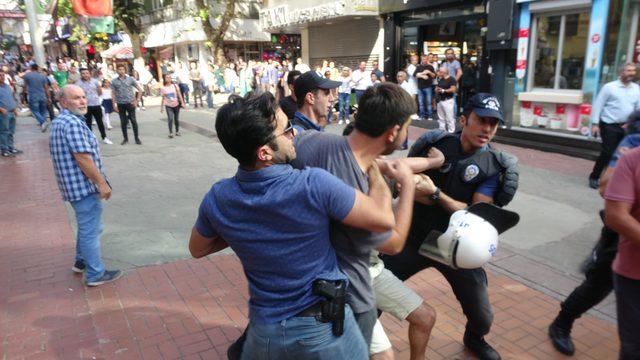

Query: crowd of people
left=2, top=49, right=639, bottom=360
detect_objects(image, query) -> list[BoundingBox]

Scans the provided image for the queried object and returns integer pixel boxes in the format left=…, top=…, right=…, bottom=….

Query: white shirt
left=295, top=63, right=311, bottom=73
left=400, top=80, right=413, bottom=95
left=352, top=69, right=371, bottom=90
left=406, top=64, right=418, bottom=95
left=591, top=79, right=640, bottom=124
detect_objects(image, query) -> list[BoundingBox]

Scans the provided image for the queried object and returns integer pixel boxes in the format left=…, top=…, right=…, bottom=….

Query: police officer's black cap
left=294, top=71, right=341, bottom=101
left=465, top=93, right=504, bottom=123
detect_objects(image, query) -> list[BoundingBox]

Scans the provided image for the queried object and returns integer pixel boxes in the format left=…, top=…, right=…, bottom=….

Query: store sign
left=260, top=1, right=346, bottom=30
left=515, top=28, right=529, bottom=80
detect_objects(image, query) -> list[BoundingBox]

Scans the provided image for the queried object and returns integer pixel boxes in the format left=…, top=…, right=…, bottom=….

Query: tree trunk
left=129, top=32, right=143, bottom=58
left=195, top=0, right=236, bottom=65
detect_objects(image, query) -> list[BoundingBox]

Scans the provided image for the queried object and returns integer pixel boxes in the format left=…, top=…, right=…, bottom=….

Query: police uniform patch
left=464, top=164, right=480, bottom=182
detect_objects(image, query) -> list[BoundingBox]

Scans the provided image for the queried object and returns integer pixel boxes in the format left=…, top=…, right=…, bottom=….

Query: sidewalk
left=1, top=121, right=619, bottom=359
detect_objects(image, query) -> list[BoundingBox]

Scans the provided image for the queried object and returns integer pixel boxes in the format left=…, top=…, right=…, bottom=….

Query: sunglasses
left=275, top=120, right=294, bottom=138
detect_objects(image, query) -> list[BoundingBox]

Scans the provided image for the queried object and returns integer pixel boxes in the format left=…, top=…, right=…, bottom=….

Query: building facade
left=512, top=0, right=640, bottom=144
left=259, top=0, right=382, bottom=72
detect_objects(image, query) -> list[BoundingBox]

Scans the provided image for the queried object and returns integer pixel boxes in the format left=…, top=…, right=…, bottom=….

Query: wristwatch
left=431, top=187, right=441, bottom=201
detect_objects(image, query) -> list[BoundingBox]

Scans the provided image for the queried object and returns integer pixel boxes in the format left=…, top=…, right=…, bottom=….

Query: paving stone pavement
left=0, top=117, right=620, bottom=359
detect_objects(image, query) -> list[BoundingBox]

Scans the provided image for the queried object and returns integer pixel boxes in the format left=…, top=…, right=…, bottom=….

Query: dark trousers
left=383, top=244, right=493, bottom=338
left=191, top=81, right=203, bottom=107
left=556, top=224, right=618, bottom=329
left=85, top=105, right=106, bottom=139
left=179, top=83, right=189, bottom=104
left=165, top=106, right=180, bottom=134
left=613, top=273, right=640, bottom=360
left=590, top=122, right=625, bottom=180
left=117, top=103, right=139, bottom=141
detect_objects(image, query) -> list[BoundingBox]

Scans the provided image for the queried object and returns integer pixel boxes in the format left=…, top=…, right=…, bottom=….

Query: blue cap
left=464, top=93, right=504, bottom=123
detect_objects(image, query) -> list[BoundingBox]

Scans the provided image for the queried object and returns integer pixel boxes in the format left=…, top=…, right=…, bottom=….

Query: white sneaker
left=338, top=120, right=343, bottom=125
left=107, top=126, right=113, bottom=130
left=345, top=119, right=350, bottom=124
left=103, top=138, right=113, bottom=145
left=141, top=106, right=146, bottom=111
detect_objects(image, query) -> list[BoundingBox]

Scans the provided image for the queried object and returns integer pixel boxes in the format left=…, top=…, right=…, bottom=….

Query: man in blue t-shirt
left=189, top=93, right=398, bottom=359
left=23, top=64, right=52, bottom=132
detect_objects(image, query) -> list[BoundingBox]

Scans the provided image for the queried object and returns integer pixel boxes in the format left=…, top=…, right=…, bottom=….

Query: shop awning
left=143, top=18, right=270, bottom=48
left=101, top=44, right=133, bottom=59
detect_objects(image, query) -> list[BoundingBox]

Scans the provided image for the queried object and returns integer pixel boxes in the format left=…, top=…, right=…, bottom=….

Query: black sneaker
left=464, top=332, right=501, bottom=360
left=72, top=260, right=86, bottom=273
left=548, top=321, right=575, bottom=356
left=135, top=138, right=142, bottom=145
left=86, top=270, right=123, bottom=287
left=121, top=139, right=128, bottom=145
left=1, top=150, right=14, bottom=157
left=588, top=178, right=599, bottom=189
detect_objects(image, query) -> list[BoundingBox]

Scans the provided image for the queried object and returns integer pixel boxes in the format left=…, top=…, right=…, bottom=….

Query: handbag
left=174, top=84, right=183, bottom=108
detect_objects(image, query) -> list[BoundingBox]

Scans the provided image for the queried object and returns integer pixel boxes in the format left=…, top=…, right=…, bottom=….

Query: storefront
left=513, top=0, right=640, bottom=140
left=381, top=1, right=514, bottom=95
left=259, top=0, right=381, bottom=71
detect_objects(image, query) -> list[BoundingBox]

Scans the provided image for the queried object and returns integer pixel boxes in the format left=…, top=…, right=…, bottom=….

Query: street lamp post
left=24, top=0, right=46, bottom=67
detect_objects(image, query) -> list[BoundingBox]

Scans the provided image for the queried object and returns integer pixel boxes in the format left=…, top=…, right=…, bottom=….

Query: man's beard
left=70, top=107, right=88, bottom=116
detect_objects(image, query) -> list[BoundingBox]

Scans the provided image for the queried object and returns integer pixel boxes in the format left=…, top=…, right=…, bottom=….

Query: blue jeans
left=339, top=93, right=350, bottom=121
left=0, top=112, right=15, bottom=151
left=70, top=194, right=105, bottom=282
left=29, top=97, right=48, bottom=125
left=613, top=273, right=640, bottom=360
left=354, top=90, right=365, bottom=106
left=241, top=306, right=367, bottom=360
left=206, top=89, right=214, bottom=108
left=417, top=87, right=433, bottom=119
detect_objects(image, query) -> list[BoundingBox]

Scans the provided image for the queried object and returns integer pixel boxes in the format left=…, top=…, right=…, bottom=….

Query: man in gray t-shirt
left=23, top=64, right=51, bottom=131
left=111, top=64, right=143, bottom=145
left=290, top=83, right=420, bottom=348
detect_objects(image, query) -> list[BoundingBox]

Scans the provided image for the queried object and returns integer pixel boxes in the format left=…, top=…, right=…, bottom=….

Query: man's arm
left=455, top=64, right=462, bottom=82
left=341, top=163, right=396, bottom=233
left=383, top=147, right=445, bottom=173
left=188, top=227, right=229, bottom=258
left=96, top=82, right=102, bottom=97
left=72, top=153, right=111, bottom=200
left=605, top=200, right=640, bottom=245
left=376, top=161, right=416, bottom=255
left=414, top=174, right=494, bottom=213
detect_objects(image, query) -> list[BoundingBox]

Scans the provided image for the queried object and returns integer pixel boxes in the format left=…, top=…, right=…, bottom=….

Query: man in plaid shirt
left=49, top=85, right=122, bottom=286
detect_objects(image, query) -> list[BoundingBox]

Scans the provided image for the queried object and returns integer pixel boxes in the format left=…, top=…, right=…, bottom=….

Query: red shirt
left=605, top=147, right=640, bottom=280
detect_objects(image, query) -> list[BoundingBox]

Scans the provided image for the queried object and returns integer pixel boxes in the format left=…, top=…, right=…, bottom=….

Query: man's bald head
left=59, top=85, right=88, bottom=116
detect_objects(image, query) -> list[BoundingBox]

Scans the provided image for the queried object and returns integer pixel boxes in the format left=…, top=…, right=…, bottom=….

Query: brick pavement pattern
left=1, top=124, right=619, bottom=359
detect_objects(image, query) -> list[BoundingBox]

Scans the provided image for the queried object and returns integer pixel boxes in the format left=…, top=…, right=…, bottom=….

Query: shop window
left=401, top=27, right=418, bottom=65
left=530, top=10, right=590, bottom=90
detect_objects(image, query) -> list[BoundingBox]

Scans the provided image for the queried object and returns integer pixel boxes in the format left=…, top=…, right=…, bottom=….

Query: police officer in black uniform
left=383, top=93, right=518, bottom=360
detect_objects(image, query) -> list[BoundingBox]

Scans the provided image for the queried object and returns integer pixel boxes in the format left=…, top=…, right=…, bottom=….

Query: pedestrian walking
left=189, top=62, right=204, bottom=108
left=111, top=64, right=143, bottom=145
left=49, top=84, right=122, bottom=287
left=548, top=110, right=640, bottom=356
left=190, top=92, right=396, bottom=360
left=604, top=146, right=640, bottom=359
left=435, top=65, right=458, bottom=133
left=0, top=68, right=21, bottom=157
left=100, top=80, right=113, bottom=130
left=160, top=74, right=185, bottom=138
left=76, top=68, right=112, bottom=145
left=588, top=63, right=640, bottom=189
left=383, top=93, right=519, bottom=360
left=23, top=64, right=52, bottom=132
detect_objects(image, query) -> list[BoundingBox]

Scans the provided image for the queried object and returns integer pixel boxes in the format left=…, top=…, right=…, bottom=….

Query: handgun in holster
left=312, top=279, right=347, bottom=336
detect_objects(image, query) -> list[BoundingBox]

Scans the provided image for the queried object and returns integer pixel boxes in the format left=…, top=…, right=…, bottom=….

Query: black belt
left=295, top=301, right=324, bottom=318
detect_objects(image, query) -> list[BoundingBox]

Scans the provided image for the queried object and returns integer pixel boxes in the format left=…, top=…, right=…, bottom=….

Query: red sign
left=533, top=105, right=543, bottom=116
left=516, top=60, right=527, bottom=70
left=580, top=104, right=592, bottom=115
left=591, top=34, right=600, bottom=43
left=556, top=105, right=566, bottom=114
left=521, top=101, right=532, bottom=109
left=0, top=10, right=26, bottom=18
left=518, top=29, right=530, bottom=38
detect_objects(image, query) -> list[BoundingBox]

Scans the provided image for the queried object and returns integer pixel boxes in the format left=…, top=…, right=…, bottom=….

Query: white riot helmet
left=419, top=203, right=519, bottom=269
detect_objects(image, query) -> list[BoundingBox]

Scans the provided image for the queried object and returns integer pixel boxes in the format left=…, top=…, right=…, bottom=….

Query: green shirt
left=53, top=71, right=68, bottom=87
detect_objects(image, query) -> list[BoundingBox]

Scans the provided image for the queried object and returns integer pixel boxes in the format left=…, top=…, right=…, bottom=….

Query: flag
left=72, top=0, right=113, bottom=17
left=88, top=16, right=114, bottom=33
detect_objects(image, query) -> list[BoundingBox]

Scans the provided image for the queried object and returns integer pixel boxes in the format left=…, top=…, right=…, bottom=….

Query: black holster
left=312, top=279, right=347, bottom=336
